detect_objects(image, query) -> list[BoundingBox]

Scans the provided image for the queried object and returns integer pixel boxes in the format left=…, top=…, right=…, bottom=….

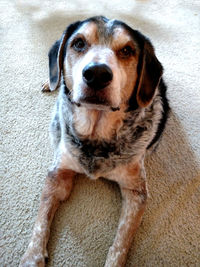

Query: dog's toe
left=45, top=256, right=49, bottom=264
left=41, top=81, right=51, bottom=92
left=44, top=249, right=49, bottom=264
left=20, top=249, right=46, bottom=267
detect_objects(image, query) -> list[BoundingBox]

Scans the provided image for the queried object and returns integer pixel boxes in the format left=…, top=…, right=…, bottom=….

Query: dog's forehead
left=111, top=25, right=134, bottom=48
left=74, top=22, right=99, bottom=43
left=74, top=19, right=134, bottom=46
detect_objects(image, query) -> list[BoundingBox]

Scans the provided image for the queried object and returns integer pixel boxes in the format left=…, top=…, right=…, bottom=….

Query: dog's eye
left=73, top=38, right=86, bottom=52
left=118, top=46, right=135, bottom=58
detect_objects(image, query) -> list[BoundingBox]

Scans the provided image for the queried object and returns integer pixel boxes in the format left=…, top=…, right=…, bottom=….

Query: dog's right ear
left=48, top=21, right=81, bottom=91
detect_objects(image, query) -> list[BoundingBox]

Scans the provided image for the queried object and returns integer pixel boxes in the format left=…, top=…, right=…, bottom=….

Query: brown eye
left=119, top=46, right=135, bottom=58
left=73, top=38, right=86, bottom=52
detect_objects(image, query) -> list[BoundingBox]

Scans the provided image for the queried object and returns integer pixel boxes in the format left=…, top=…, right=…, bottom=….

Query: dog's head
left=48, top=16, right=163, bottom=111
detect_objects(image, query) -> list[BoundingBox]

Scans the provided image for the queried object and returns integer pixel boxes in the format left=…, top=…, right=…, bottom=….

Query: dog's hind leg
left=20, top=168, right=75, bottom=267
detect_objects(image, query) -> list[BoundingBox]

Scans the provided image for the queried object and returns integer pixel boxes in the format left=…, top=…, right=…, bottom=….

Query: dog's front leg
left=105, top=167, right=147, bottom=267
left=20, top=168, right=75, bottom=267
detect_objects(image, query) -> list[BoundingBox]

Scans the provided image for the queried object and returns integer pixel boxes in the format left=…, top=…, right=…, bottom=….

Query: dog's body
left=21, top=16, right=169, bottom=266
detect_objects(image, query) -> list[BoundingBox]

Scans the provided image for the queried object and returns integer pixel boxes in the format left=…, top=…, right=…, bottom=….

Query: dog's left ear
left=136, top=42, right=163, bottom=107
left=48, top=21, right=81, bottom=91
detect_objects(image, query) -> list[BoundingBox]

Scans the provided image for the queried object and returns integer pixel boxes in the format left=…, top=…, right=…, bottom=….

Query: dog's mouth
left=80, top=95, right=109, bottom=105
left=72, top=94, right=120, bottom=111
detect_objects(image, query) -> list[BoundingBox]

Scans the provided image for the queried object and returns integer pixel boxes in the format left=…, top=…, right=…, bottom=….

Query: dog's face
left=48, top=16, right=163, bottom=110
left=64, top=20, right=139, bottom=110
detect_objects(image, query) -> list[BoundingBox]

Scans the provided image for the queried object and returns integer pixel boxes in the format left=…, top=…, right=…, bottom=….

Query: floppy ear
left=136, top=42, right=163, bottom=107
left=48, top=21, right=81, bottom=91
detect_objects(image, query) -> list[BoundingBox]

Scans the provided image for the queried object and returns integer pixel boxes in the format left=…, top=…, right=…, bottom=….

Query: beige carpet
left=1, top=0, right=200, bottom=266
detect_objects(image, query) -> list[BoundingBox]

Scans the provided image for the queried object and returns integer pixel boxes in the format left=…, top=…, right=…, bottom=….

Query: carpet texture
left=1, top=0, right=200, bottom=266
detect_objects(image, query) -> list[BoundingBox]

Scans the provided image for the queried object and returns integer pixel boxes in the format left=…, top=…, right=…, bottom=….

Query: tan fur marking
left=20, top=169, right=75, bottom=267
left=74, top=22, right=99, bottom=45
left=105, top=186, right=147, bottom=267
left=112, top=27, right=135, bottom=50
left=64, top=22, right=99, bottom=91
left=105, top=160, right=147, bottom=266
left=107, top=160, right=145, bottom=190
left=127, top=162, right=140, bottom=178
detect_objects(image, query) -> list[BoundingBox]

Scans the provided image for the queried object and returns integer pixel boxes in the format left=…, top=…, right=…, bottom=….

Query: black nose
left=82, top=63, right=113, bottom=90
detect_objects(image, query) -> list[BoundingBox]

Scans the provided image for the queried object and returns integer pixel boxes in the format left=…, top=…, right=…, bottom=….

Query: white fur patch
left=58, top=140, right=83, bottom=173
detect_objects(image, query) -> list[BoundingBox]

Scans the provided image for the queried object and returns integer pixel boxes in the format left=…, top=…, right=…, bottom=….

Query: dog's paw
left=20, top=249, right=48, bottom=267
left=41, top=81, right=51, bottom=93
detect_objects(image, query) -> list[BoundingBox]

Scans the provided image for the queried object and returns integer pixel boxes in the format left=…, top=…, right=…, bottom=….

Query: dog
left=20, top=16, right=169, bottom=267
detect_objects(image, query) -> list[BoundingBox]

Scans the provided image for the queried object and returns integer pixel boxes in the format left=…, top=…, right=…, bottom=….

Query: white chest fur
left=73, top=105, right=125, bottom=140
left=58, top=140, right=84, bottom=174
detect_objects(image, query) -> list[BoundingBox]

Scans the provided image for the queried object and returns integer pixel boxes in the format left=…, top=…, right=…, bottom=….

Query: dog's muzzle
left=82, top=62, right=113, bottom=90
left=72, top=62, right=120, bottom=111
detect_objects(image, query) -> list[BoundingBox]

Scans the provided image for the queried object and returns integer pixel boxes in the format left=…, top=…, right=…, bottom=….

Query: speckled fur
left=20, top=16, right=169, bottom=267
left=50, top=82, right=164, bottom=177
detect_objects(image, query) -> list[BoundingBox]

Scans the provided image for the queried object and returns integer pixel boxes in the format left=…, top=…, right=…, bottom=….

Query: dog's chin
left=73, top=96, right=120, bottom=111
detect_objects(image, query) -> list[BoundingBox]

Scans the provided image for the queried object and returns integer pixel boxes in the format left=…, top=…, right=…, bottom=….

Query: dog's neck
left=73, top=105, right=126, bottom=140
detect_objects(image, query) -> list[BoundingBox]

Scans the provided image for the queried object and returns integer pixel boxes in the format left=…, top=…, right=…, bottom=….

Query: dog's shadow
left=127, top=112, right=200, bottom=266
